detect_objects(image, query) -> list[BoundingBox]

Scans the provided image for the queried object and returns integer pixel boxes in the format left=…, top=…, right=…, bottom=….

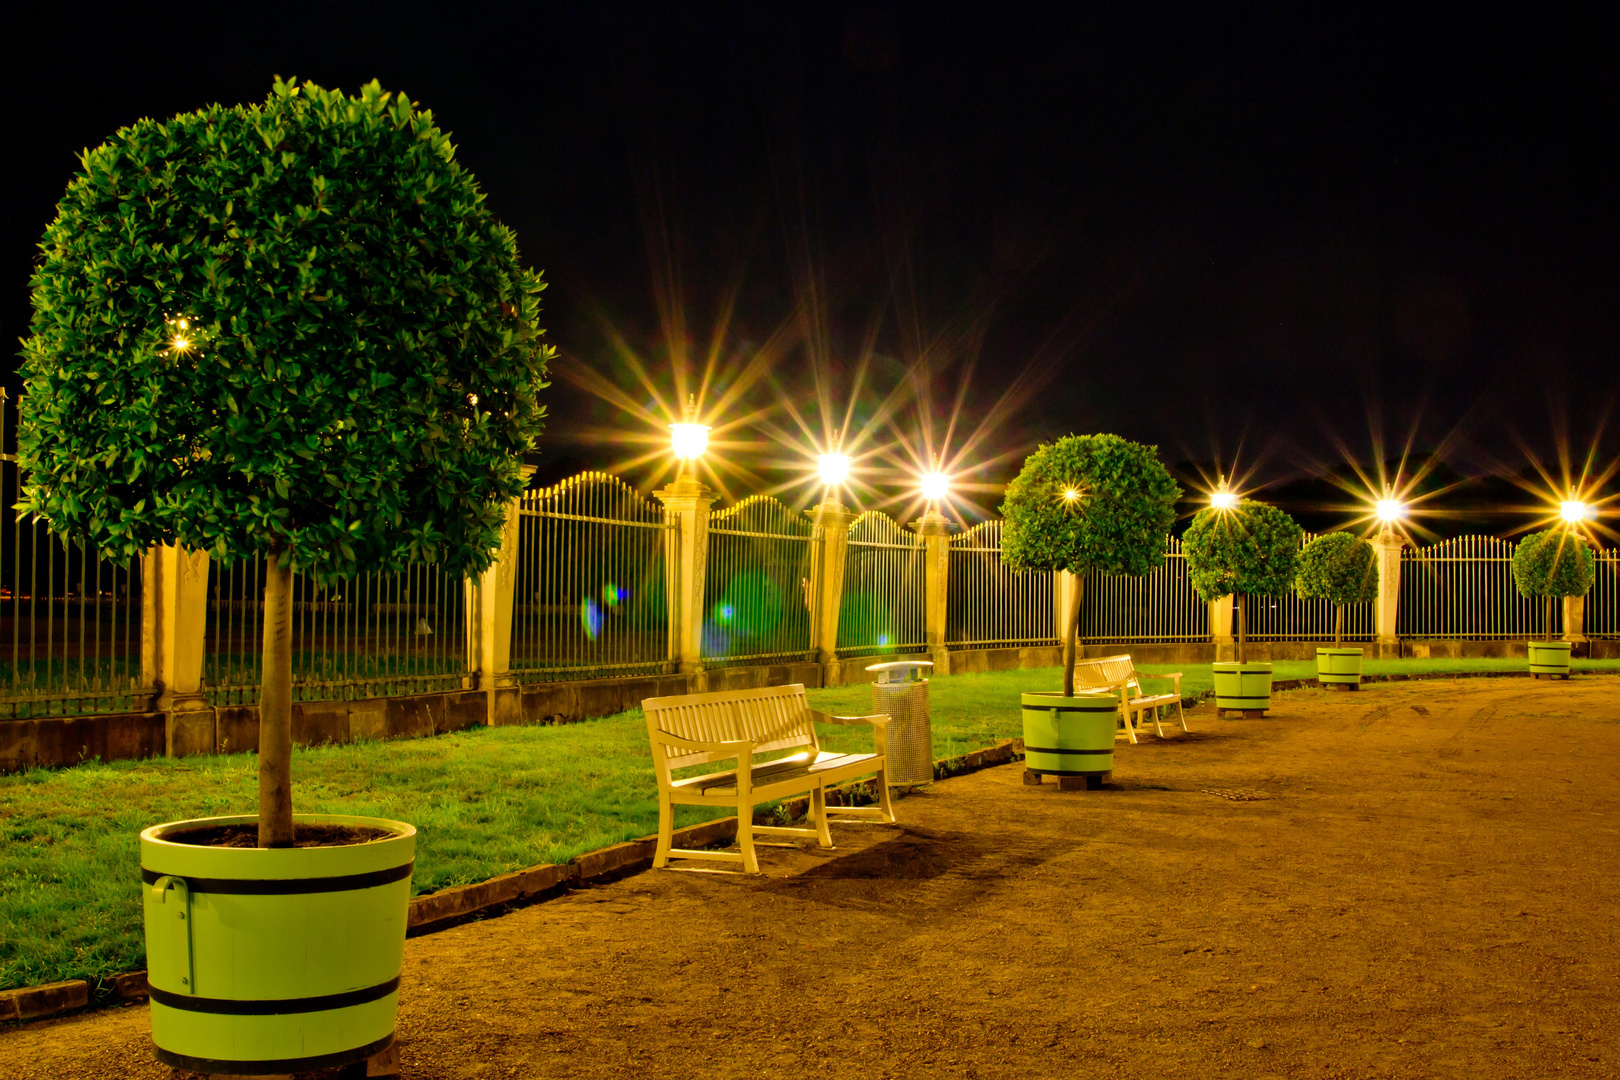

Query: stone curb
left=2, top=737, right=1026, bottom=1026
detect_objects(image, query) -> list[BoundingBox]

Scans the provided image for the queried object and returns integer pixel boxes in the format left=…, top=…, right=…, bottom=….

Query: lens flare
left=818, top=453, right=851, bottom=488
left=1210, top=491, right=1237, bottom=510
left=920, top=472, right=950, bottom=501
left=1376, top=499, right=1407, bottom=523
left=1560, top=500, right=1589, bottom=523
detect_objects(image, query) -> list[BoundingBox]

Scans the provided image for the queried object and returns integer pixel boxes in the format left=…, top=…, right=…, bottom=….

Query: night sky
left=5, top=5, right=1617, bottom=529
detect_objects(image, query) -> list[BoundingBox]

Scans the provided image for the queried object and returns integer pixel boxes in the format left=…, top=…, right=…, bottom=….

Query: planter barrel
left=141, top=813, right=415, bottom=1076
left=1213, top=662, right=1273, bottom=717
left=1021, top=691, right=1116, bottom=791
left=1315, top=647, right=1364, bottom=689
left=1528, top=640, right=1573, bottom=680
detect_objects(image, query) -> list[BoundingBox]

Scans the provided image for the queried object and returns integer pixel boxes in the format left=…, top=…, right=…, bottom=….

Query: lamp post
left=1370, top=495, right=1407, bottom=656
left=655, top=394, right=715, bottom=674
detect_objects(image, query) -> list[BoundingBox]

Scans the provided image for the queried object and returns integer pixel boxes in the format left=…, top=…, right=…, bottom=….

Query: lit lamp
left=818, top=453, right=851, bottom=489
left=921, top=471, right=950, bottom=503
left=668, top=394, right=709, bottom=480
left=1560, top=500, right=1589, bottom=524
left=1376, top=499, right=1406, bottom=524
left=1210, top=490, right=1236, bottom=510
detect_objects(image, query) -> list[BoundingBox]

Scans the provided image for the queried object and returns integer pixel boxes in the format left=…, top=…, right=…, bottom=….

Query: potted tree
left=18, top=79, right=552, bottom=1075
left=1001, top=434, right=1179, bottom=789
left=1512, top=528, right=1596, bottom=679
left=1295, top=532, right=1377, bottom=689
left=1182, top=499, right=1302, bottom=716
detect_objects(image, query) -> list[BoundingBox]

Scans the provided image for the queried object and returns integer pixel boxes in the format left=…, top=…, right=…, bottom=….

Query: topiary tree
left=1512, top=528, right=1596, bottom=642
left=1182, top=499, right=1303, bottom=663
left=1295, top=532, right=1377, bottom=646
left=18, top=78, right=553, bottom=847
left=1001, top=434, right=1180, bottom=696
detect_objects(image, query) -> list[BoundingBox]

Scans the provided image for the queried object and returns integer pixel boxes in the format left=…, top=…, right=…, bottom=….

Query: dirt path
left=5, top=678, right=1620, bottom=1079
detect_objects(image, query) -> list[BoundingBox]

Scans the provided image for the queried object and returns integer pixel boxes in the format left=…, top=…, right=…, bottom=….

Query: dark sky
left=5, top=4, right=1618, bottom=520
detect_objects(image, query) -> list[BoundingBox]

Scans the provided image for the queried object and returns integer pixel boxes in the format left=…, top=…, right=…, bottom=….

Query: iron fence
left=702, top=495, right=814, bottom=666
left=836, top=511, right=927, bottom=658
left=1590, top=549, right=1620, bottom=640
left=1399, top=535, right=1558, bottom=640
left=204, top=557, right=468, bottom=705
left=510, top=472, right=672, bottom=682
left=1078, top=536, right=1210, bottom=643
left=945, top=521, right=1057, bottom=648
left=1240, top=533, right=1375, bottom=642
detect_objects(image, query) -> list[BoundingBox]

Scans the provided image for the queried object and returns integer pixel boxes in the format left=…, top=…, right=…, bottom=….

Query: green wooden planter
left=1021, top=691, right=1116, bottom=785
left=1316, top=647, right=1364, bottom=688
left=1213, top=662, right=1273, bottom=716
left=141, top=813, right=415, bottom=1076
left=1527, top=640, right=1573, bottom=679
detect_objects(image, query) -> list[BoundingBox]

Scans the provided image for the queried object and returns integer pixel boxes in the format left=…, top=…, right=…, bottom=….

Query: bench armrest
left=651, top=730, right=755, bottom=757
left=809, top=710, right=890, bottom=727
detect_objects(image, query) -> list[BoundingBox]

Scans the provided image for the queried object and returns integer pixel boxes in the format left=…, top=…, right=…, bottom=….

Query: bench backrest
left=642, top=683, right=820, bottom=777
left=1073, top=654, right=1138, bottom=693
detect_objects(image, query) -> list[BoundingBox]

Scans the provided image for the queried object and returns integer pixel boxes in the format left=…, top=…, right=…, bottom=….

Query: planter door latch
left=151, top=875, right=194, bottom=994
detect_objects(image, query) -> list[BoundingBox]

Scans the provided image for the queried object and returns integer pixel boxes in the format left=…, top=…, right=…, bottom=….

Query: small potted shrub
left=1512, top=528, right=1596, bottom=679
left=1295, top=532, right=1377, bottom=689
left=1183, top=499, right=1302, bottom=715
left=19, top=79, right=551, bottom=1074
left=1001, top=434, right=1179, bottom=788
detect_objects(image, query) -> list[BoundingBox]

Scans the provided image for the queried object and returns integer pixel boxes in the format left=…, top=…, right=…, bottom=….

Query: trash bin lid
left=865, top=659, right=934, bottom=683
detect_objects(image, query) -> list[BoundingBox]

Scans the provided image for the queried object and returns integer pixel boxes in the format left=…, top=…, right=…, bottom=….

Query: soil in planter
left=165, top=823, right=394, bottom=848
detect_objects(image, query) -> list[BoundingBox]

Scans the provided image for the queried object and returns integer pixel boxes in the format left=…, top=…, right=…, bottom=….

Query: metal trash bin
left=866, top=659, right=934, bottom=785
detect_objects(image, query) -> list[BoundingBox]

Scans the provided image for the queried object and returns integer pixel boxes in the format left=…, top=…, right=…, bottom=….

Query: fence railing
left=1239, top=533, right=1375, bottom=642
left=204, top=558, right=468, bottom=706
left=837, top=511, right=927, bottom=658
left=1399, top=536, right=1558, bottom=641
left=1590, top=549, right=1620, bottom=640
left=945, top=521, right=1057, bottom=648
left=1079, top=536, right=1211, bottom=643
left=509, top=472, right=672, bottom=683
left=702, top=495, right=814, bottom=667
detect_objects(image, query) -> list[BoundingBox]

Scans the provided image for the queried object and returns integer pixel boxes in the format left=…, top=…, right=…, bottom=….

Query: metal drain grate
left=1202, top=787, right=1274, bottom=801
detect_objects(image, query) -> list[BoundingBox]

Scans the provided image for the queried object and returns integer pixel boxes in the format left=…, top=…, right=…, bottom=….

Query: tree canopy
left=1512, top=529, right=1596, bottom=600
left=1182, top=499, right=1303, bottom=600
left=1295, top=531, right=1377, bottom=607
left=18, top=77, right=553, bottom=583
left=1000, top=433, right=1179, bottom=577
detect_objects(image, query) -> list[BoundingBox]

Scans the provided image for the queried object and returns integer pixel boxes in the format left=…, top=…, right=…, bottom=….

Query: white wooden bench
left=642, top=683, right=897, bottom=874
left=1073, top=654, right=1188, bottom=743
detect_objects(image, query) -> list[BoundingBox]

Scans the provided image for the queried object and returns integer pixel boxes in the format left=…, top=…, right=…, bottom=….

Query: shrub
left=1295, top=532, right=1377, bottom=646
left=1001, top=434, right=1179, bottom=694
left=19, top=78, right=554, bottom=843
left=1182, top=499, right=1303, bottom=662
left=1512, top=529, right=1596, bottom=641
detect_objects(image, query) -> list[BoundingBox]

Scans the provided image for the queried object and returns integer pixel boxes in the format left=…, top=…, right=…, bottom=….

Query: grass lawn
left=3, top=656, right=1618, bottom=994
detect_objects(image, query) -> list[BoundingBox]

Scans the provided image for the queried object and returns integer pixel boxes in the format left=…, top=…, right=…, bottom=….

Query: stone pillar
left=1208, top=595, right=1234, bottom=662
left=914, top=508, right=952, bottom=674
left=465, top=465, right=533, bottom=723
left=808, top=501, right=857, bottom=682
left=142, top=544, right=213, bottom=756
left=1372, top=529, right=1404, bottom=658
left=1563, top=595, right=1587, bottom=643
left=655, top=477, right=717, bottom=674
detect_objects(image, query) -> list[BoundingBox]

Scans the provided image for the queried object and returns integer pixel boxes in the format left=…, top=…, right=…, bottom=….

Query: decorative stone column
left=465, top=465, right=533, bottom=723
left=1371, top=529, right=1404, bottom=658
left=808, top=501, right=857, bottom=683
left=656, top=476, right=717, bottom=675
left=142, top=544, right=212, bottom=756
left=1208, top=595, right=1234, bottom=663
left=1563, top=595, right=1587, bottom=644
left=914, top=508, right=952, bottom=675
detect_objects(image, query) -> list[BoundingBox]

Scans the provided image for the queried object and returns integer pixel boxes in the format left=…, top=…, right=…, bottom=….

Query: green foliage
left=19, top=78, right=553, bottom=583
left=1512, top=529, right=1596, bottom=599
left=1295, top=531, right=1377, bottom=606
left=999, top=434, right=1180, bottom=576
left=1182, top=499, right=1303, bottom=600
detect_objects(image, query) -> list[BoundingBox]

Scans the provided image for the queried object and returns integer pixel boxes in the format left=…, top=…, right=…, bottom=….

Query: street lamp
left=920, top=471, right=950, bottom=503
left=1375, top=499, right=1406, bottom=524
left=817, top=453, right=850, bottom=489
left=1560, top=500, right=1589, bottom=524
left=1210, top=490, right=1236, bottom=510
left=669, top=395, right=709, bottom=478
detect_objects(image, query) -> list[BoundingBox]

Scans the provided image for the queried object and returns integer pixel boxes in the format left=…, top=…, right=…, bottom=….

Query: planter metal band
left=154, top=1033, right=395, bottom=1077
left=140, top=862, right=413, bottom=894
left=1024, top=746, right=1112, bottom=755
left=149, top=975, right=400, bottom=1015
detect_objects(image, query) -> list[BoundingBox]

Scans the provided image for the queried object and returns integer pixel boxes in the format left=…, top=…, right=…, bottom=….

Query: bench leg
left=653, top=793, right=674, bottom=869
left=736, top=811, right=760, bottom=874
left=810, top=786, right=834, bottom=847
left=876, top=765, right=897, bottom=822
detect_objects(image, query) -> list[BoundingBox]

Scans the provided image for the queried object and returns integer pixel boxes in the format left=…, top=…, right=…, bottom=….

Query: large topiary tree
left=1001, top=434, right=1180, bottom=696
left=1512, top=528, right=1596, bottom=642
left=1182, top=499, right=1302, bottom=662
left=19, top=78, right=553, bottom=846
left=1295, top=531, right=1377, bottom=646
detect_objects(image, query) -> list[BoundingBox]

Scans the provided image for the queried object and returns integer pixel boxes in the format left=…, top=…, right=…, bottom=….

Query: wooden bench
left=642, top=683, right=896, bottom=874
left=1073, top=654, right=1188, bottom=743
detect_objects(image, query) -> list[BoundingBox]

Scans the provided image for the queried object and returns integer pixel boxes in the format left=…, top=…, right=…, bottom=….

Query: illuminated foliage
left=1512, top=529, right=1596, bottom=600
left=1182, top=499, right=1303, bottom=602
left=1295, top=532, right=1377, bottom=607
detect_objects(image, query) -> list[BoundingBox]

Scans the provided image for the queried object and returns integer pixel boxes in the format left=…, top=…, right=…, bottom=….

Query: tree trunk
left=1235, top=591, right=1247, bottom=664
left=1546, top=595, right=1555, bottom=644
left=258, top=547, right=295, bottom=848
left=1334, top=604, right=1344, bottom=648
left=1061, top=573, right=1084, bottom=697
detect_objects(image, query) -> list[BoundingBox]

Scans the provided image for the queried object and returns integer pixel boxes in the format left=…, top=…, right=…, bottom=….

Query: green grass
left=4, top=656, right=1619, bottom=995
